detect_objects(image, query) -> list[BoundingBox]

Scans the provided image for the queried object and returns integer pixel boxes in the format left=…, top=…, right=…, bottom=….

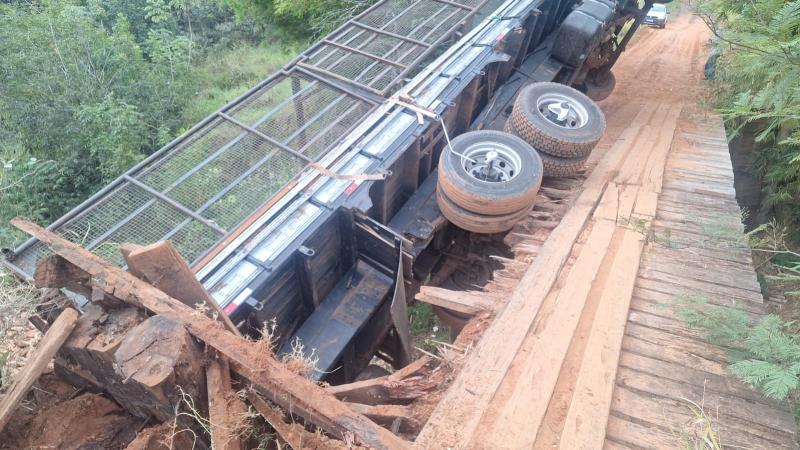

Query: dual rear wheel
left=505, top=82, right=606, bottom=177
left=437, top=131, right=543, bottom=234
left=436, top=82, right=606, bottom=234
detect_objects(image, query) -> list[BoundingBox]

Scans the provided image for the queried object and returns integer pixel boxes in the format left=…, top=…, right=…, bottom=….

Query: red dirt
left=8, top=392, right=139, bottom=450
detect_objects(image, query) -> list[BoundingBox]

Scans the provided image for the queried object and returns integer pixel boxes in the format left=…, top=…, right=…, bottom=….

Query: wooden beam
left=207, top=357, right=247, bottom=450
left=413, top=103, right=658, bottom=449
left=414, top=286, right=497, bottom=316
left=122, top=241, right=240, bottom=336
left=558, top=226, right=646, bottom=447
left=556, top=105, right=682, bottom=448
left=0, top=308, right=79, bottom=433
left=13, top=218, right=409, bottom=450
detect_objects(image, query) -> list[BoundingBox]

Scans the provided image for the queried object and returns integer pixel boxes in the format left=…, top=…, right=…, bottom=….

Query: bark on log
left=16, top=218, right=410, bottom=450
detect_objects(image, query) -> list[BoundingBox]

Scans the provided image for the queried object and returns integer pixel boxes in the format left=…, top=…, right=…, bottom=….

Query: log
left=207, top=357, right=247, bottom=450
left=0, top=308, right=79, bottom=433
left=15, top=218, right=410, bottom=450
left=56, top=303, right=146, bottom=393
left=122, top=241, right=240, bottom=336
left=114, top=315, right=206, bottom=422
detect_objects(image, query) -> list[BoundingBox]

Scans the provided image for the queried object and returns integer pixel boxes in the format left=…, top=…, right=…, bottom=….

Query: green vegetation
left=680, top=293, right=800, bottom=401
left=409, top=302, right=451, bottom=351
left=0, top=0, right=374, bottom=251
left=686, top=0, right=800, bottom=422
left=696, top=0, right=800, bottom=226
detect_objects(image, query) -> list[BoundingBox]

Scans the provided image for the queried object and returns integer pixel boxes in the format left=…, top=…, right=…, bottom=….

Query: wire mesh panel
left=7, top=0, right=485, bottom=277
left=303, top=0, right=482, bottom=94
left=10, top=71, right=373, bottom=273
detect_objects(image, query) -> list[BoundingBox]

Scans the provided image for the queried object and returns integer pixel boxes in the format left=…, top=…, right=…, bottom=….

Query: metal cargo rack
left=5, top=0, right=488, bottom=278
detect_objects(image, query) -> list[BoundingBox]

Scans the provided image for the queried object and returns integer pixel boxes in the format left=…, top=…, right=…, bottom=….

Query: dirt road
left=594, top=10, right=711, bottom=163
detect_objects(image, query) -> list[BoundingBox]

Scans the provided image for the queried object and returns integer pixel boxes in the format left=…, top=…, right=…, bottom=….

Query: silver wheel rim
left=536, top=92, right=589, bottom=129
left=460, top=141, right=522, bottom=183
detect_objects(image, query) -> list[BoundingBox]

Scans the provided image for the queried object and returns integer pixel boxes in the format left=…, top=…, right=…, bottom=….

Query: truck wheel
left=539, top=150, right=588, bottom=178
left=438, top=131, right=543, bottom=216
left=436, top=186, right=532, bottom=234
left=583, top=70, right=616, bottom=102
left=509, top=82, right=606, bottom=159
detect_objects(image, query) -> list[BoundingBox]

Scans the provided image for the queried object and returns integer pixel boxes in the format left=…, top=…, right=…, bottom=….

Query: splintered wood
left=12, top=219, right=411, bottom=450
left=414, top=103, right=664, bottom=449
left=417, top=95, right=797, bottom=449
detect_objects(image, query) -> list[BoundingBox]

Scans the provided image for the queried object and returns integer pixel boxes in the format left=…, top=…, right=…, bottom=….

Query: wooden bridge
left=414, top=13, right=799, bottom=449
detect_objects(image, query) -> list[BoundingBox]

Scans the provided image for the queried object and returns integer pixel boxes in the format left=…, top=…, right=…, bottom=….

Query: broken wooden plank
left=346, top=403, right=420, bottom=432
left=414, top=286, right=497, bottom=315
left=123, top=240, right=240, bottom=336
left=34, top=255, right=91, bottom=297
left=327, top=357, right=431, bottom=405
left=13, top=218, right=409, bottom=450
left=0, top=308, right=79, bottom=433
left=207, top=357, right=247, bottom=450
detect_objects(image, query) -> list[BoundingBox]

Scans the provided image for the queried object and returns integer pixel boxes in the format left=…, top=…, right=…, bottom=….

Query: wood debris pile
left=0, top=219, right=435, bottom=450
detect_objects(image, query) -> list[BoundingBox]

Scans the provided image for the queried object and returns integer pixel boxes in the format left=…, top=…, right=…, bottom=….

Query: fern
left=682, top=295, right=800, bottom=400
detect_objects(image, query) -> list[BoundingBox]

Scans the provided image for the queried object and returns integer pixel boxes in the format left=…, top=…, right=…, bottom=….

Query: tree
left=0, top=1, right=194, bottom=247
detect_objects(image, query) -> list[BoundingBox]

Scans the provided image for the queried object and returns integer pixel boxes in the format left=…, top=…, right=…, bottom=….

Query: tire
left=438, top=131, right=543, bottom=216
left=538, top=150, right=588, bottom=178
left=436, top=186, right=532, bottom=234
left=504, top=120, right=587, bottom=177
left=509, top=82, right=606, bottom=159
left=583, top=70, right=616, bottom=102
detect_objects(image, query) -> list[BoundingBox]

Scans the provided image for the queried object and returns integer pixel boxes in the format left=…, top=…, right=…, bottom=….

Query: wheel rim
left=460, top=141, right=523, bottom=183
left=535, top=92, right=589, bottom=129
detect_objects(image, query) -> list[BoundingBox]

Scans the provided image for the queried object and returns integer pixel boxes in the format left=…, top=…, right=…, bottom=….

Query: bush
left=680, top=293, right=800, bottom=400
left=695, top=0, right=800, bottom=225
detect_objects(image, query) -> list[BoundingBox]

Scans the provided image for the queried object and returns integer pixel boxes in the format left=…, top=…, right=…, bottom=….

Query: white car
left=644, top=3, right=668, bottom=28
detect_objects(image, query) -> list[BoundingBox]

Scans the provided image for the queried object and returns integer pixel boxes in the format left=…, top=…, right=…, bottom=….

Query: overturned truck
left=6, top=0, right=652, bottom=386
